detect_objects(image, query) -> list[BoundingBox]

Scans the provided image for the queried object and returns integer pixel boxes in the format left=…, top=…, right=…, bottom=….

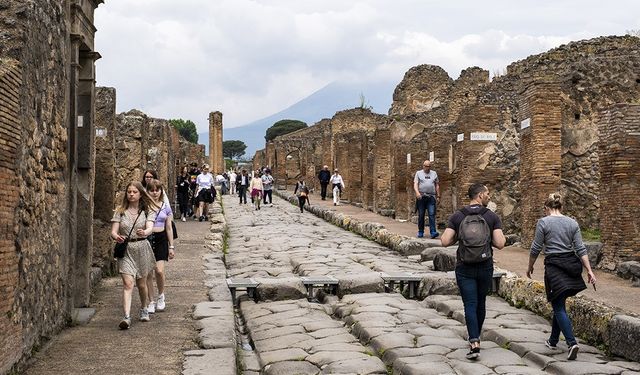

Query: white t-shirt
left=229, top=172, right=237, bottom=182
left=196, top=173, right=214, bottom=189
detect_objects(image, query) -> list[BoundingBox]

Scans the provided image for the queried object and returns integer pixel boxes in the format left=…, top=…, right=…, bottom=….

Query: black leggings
left=298, top=196, right=308, bottom=212
left=263, top=190, right=273, bottom=204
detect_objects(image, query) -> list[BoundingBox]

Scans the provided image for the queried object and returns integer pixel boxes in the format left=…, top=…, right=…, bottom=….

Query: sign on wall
left=406, top=153, right=411, bottom=164
left=470, top=132, right=497, bottom=141
left=77, top=115, right=84, bottom=128
left=429, top=151, right=434, bottom=162
left=95, top=128, right=107, bottom=138
left=521, top=118, right=531, bottom=130
left=457, top=133, right=464, bottom=142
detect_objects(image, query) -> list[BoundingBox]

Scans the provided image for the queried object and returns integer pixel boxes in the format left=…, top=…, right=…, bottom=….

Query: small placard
left=521, top=118, right=531, bottom=130
left=406, top=153, right=411, bottom=164
left=470, top=132, right=497, bottom=141
left=429, top=151, right=434, bottom=162
left=95, top=128, right=107, bottom=138
left=77, top=115, right=84, bottom=128
left=457, top=133, right=464, bottom=142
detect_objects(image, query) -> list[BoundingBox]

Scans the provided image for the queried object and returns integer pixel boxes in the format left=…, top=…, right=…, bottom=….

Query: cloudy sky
left=94, top=0, right=639, bottom=134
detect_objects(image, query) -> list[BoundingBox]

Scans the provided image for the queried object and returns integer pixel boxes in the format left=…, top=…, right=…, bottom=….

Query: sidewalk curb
left=275, top=190, right=640, bottom=362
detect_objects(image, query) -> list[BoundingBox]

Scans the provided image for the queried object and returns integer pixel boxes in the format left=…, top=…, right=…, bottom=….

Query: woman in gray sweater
left=526, top=192, right=596, bottom=361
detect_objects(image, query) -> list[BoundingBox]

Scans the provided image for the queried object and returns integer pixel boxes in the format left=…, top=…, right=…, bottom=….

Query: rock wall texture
left=257, top=35, right=640, bottom=266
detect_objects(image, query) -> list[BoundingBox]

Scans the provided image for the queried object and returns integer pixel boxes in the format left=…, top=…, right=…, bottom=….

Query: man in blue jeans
left=440, top=183, right=506, bottom=360
left=413, top=160, right=440, bottom=238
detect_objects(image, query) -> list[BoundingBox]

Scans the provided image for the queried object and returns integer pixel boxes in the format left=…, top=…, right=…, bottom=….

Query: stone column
left=209, top=111, right=224, bottom=173
left=598, top=104, right=640, bottom=269
left=373, top=127, right=393, bottom=215
left=518, top=82, right=563, bottom=247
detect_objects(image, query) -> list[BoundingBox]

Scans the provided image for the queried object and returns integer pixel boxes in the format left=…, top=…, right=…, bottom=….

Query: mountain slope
left=199, top=80, right=396, bottom=157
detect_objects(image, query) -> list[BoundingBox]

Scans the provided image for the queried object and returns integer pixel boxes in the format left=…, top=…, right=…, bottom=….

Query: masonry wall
left=598, top=104, right=640, bottom=268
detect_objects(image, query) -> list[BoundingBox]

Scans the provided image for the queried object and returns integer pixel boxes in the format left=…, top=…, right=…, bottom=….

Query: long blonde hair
left=115, top=181, right=157, bottom=215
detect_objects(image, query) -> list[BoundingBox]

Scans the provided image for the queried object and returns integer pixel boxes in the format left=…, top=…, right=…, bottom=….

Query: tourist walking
left=317, top=165, right=331, bottom=200
left=249, top=171, right=264, bottom=210
left=526, top=192, right=596, bottom=361
left=262, top=169, right=274, bottom=206
left=413, top=160, right=440, bottom=238
left=145, top=179, right=175, bottom=315
left=196, top=165, right=215, bottom=221
left=440, top=183, right=505, bottom=360
left=110, top=181, right=158, bottom=329
left=229, top=170, right=237, bottom=195
left=236, top=169, right=249, bottom=204
left=294, top=179, right=310, bottom=213
left=330, top=169, right=345, bottom=206
left=176, top=166, right=190, bottom=222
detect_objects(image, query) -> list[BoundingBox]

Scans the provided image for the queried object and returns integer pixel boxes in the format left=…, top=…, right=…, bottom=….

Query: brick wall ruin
left=258, top=35, right=640, bottom=264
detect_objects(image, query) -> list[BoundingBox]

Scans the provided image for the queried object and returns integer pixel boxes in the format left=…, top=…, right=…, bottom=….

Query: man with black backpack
left=440, top=183, right=506, bottom=361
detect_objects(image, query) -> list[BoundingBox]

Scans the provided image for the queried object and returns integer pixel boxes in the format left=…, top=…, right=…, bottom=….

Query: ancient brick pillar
left=0, top=62, right=23, bottom=371
left=518, top=82, right=563, bottom=247
left=598, top=104, right=640, bottom=268
left=373, top=127, right=393, bottom=215
left=93, top=87, right=117, bottom=271
left=209, top=111, right=224, bottom=173
left=393, top=143, right=410, bottom=220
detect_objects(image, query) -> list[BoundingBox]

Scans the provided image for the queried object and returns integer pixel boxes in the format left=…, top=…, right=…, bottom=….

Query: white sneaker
left=139, top=308, right=150, bottom=322
left=157, top=293, right=166, bottom=312
left=147, top=301, right=156, bottom=314
left=181, top=216, right=186, bottom=222
left=270, top=203, right=273, bottom=207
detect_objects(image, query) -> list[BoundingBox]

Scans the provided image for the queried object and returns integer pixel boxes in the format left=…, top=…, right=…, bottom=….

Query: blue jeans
left=455, top=261, right=493, bottom=343
left=549, top=292, right=577, bottom=347
left=417, top=195, right=437, bottom=236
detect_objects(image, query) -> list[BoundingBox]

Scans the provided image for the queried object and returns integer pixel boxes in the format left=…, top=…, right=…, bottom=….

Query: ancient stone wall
left=598, top=104, right=640, bottom=268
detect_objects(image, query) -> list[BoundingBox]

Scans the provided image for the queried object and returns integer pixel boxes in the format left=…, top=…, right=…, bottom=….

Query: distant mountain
left=198, top=80, right=396, bottom=157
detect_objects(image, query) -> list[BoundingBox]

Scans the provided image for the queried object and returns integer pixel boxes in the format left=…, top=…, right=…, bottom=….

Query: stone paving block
left=207, top=284, right=232, bottom=301
left=522, top=351, right=555, bottom=369
left=416, top=335, right=468, bottom=349
left=183, top=348, right=236, bottom=375
left=544, top=361, right=627, bottom=375
left=482, top=328, right=549, bottom=347
left=302, top=320, right=345, bottom=331
left=192, top=301, right=233, bottom=320
left=255, top=333, right=316, bottom=352
left=609, top=314, right=640, bottom=362
left=369, top=332, right=415, bottom=353
left=396, top=238, right=430, bottom=256
left=196, top=316, right=236, bottom=349
left=609, top=360, right=640, bottom=372
left=392, top=355, right=453, bottom=375
left=255, top=277, right=307, bottom=301
left=306, top=351, right=373, bottom=367
left=259, top=348, right=310, bottom=366
left=418, top=272, right=459, bottom=297
left=241, top=351, right=261, bottom=372
left=433, top=299, right=464, bottom=317
left=494, top=365, right=547, bottom=374
left=337, top=273, right=385, bottom=297
left=319, top=357, right=387, bottom=374
left=432, top=248, right=457, bottom=271
left=263, top=361, right=320, bottom=375
left=381, top=345, right=452, bottom=364
left=308, top=343, right=370, bottom=354
left=252, top=325, right=306, bottom=341
left=449, top=359, right=495, bottom=375
left=447, top=347, right=526, bottom=367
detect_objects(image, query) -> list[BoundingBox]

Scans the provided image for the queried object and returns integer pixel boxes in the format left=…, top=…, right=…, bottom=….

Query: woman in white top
left=196, top=165, right=215, bottom=221
left=249, top=171, right=264, bottom=210
left=330, top=169, right=345, bottom=206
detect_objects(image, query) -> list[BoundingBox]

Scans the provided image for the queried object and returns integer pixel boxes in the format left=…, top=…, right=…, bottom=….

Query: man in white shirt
left=229, top=170, right=237, bottom=195
left=330, top=169, right=345, bottom=206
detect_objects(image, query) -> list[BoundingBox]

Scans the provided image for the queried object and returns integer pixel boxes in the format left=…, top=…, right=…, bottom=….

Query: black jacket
left=318, top=170, right=331, bottom=184
left=544, top=252, right=586, bottom=302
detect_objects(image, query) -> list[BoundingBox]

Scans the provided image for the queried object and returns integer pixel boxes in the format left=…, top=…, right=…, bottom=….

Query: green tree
left=265, top=119, right=307, bottom=141
left=222, top=140, right=247, bottom=160
left=169, top=119, right=198, bottom=143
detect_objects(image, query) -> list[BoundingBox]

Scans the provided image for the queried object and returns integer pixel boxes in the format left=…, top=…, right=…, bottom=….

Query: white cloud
left=95, top=0, right=639, bottom=133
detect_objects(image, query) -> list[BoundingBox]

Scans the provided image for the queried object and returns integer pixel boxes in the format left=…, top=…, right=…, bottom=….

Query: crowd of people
left=110, top=160, right=596, bottom=364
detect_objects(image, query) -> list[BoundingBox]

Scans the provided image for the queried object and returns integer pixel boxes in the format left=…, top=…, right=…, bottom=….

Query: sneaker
left=156, top=293, right=166, bottom=312
left=333, top=202, right=337, bottom=206
left=431, top=232, right=439, bottom=239
left=567, top=344, right=579, bottom=360
left=119, top=316, right=131, bottom=330
left=465, top=347, right=480, bottom=360
left=417, top=231, right=424, bottom=238
left=181, top=216, right=186, bottom=222
left=204, top=215, right=208, bottom=221
left=147, top=301, right=156, bottom=314
left=545, top=340, right=558, bottom=350
left=139, top=308, right=150, bottom=322
left=270, top=203, right=273, bottom=207
left=199, top=215, right=204, bottom=222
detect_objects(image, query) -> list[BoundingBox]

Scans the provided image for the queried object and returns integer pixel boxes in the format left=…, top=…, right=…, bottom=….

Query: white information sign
left=95, top=128, right=107, bottom=138
left=457, top=133, right=464, bottom=142
left=521, top=118, right=531, bottom=130
left=429, top=151, right=434, bottom=162
left=470, top=132, right=497, bottom=141
left=406, top=153, right=411, bottom=164
left=77, top=115, right=84, bottom=128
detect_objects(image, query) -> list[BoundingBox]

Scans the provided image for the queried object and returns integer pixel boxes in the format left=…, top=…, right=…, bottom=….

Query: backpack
left=458, top=206, right=492, bottom=263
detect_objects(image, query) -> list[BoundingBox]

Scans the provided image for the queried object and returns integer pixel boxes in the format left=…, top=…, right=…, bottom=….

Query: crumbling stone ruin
left=0, top=2, right=207, bottom=372
left=255, top=35, right=640, bottom=269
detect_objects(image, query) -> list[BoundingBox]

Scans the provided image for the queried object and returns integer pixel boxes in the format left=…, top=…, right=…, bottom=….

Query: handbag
left=114, top=210, right=142, bottom=259
left=172, top=223, right=178, bottom=239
